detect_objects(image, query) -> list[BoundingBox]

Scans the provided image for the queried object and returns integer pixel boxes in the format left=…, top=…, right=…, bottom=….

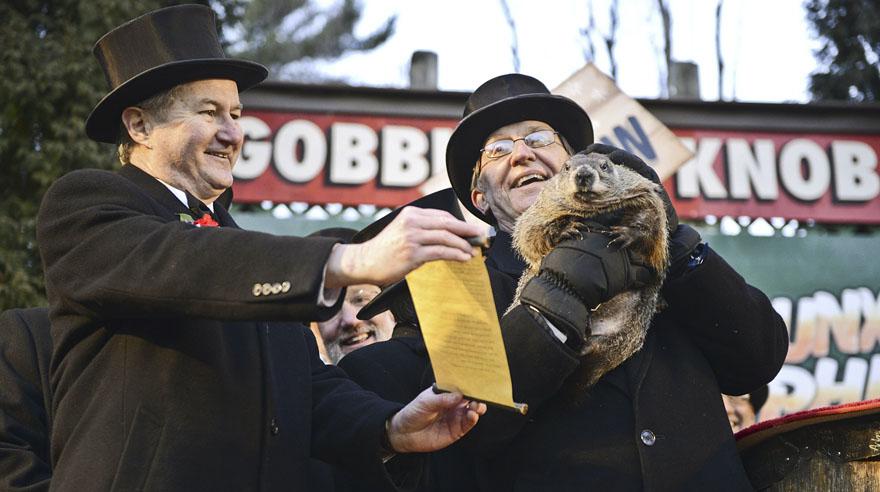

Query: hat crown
left=94, top=4, right=225, bottom=90
left=463, top=74, right=551, bottom=118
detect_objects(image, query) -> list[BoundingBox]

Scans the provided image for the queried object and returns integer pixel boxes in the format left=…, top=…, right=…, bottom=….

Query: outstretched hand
left=386, top=387, right=487, bottom=454
left=324, top=207, right=484, bottom=288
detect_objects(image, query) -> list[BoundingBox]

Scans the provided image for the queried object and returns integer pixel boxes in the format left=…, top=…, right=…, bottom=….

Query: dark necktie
left=185, top=191, right=220, bottom=226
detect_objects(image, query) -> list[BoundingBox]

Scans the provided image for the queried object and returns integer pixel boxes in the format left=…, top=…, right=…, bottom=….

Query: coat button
left=640, top=429, right=656, bottom=446
left=270, top=418, right=280, bottom=436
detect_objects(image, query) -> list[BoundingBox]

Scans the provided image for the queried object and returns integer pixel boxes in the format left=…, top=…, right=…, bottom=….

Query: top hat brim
left=351, top=188, right=465, bottom=244
left=446, top=94, right=594, bottom=223
left=357, top=279, right=408, bottom=320
left=86, top=58, right=268, bottom=143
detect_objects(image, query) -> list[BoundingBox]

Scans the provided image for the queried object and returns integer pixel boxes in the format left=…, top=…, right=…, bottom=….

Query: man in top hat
left=324, top=187, right=609, bottom=491
left=36, top=5, right=487, bottom=491
left=353, top=73, right=788, bottom=490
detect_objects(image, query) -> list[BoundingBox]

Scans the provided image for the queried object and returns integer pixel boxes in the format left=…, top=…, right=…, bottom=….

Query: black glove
left=582, top=143, right=678, bottom=234
left=519, top=231, right=657, bottom=354
left=666, top=224, right=704, bottom=279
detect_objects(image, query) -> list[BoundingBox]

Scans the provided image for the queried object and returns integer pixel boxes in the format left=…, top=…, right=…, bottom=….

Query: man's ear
left=471, top=188, right=488, bottom=214
left=120, top=107, right=152, bottom=147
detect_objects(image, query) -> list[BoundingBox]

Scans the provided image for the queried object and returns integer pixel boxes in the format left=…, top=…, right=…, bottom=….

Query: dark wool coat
left=36, top=164, right=403, bottom=492
left=0, top=307, right=53, bottom=492
left=339, top=230, right=788, bottom=491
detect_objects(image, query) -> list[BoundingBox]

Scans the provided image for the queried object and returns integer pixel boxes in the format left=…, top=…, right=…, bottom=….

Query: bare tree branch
left=715, top=0, right=724, bottom=99
left=656, top=0, right=671, bottom=97
left=499, top=0, right=521, bottom=72
left=606, top=0, right=619, bottom=80
left=580, top=0, right=597, bottom=63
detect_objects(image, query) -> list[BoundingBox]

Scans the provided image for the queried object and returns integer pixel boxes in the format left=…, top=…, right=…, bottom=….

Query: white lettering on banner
left=274, top=120, right=326, bottom=183
left=675, top=137, right=880, bottom=203
left=813, top=356, right=868, bottom=406
left=330, top=122, right=378, bottom=184
left=676, top=138, right=727, bottom=199
left=237, top=116, right=453, bottom=187
left=867, top=354, right=880, bottom=399
left=727, top=138, right=779, bottom=200
left=832, top=140, right=880, bottom=201
left=762, top=287, right=880, bottom=419
left=766, top=365, right=817, bottom=417
left=382, top=125, right=430, bottom=187
left=779, top=138, right=831, bottom=201
left=234, top=116, right=272, bottom=179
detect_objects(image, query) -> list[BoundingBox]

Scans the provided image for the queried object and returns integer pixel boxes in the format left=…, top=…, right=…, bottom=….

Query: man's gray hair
left=116, top=85, right=185, bottom=164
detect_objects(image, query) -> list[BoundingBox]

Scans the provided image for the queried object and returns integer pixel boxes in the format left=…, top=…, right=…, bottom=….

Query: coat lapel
left=118, top=164, right=193, bottom=219
left=118, top=164, right=239, bottom=228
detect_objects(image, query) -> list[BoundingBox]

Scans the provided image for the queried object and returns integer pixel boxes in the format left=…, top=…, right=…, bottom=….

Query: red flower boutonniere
left=178, top=212, right=219, bottom=227
left=193, top=213, right=219, bottom=228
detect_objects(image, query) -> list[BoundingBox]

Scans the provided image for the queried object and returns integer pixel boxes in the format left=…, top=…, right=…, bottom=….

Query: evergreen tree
left=806, top=0, right=880, bottom=102
left=230, top=0, right=395, bottom=77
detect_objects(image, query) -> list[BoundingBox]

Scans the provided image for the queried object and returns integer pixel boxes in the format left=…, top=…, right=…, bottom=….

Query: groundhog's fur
left=511, top=151, right=669, bottom=389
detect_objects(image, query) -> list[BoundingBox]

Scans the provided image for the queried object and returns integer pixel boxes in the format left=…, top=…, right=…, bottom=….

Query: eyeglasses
left=344, top=287, right=382, bottom=309
left=479, top=130, right=559, bottom=161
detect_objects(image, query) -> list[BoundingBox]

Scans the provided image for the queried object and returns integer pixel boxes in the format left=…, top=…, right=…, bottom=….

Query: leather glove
left=582, top=143, right=678, bottom=234
left=519, top=231, right=657, bottom=354
left=666, top=224, right=704, bottom=279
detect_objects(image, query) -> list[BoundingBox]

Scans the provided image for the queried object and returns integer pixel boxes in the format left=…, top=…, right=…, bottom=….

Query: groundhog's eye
left=563, top=162, right=570, bottom=171
left=600, top=162, right=609, bottom=171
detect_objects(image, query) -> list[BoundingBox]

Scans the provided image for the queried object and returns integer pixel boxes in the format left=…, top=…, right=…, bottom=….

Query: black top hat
left=85, top=4, right=268, bottom=143
left=352, top=188, right=465, bottom=320
left=445, top=74, right=594, bottom=224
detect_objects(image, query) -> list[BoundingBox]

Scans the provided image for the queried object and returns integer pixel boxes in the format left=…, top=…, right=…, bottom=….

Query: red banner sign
left=233, top=110, right=880, bottom=224
left=233, top=110, right=457, bottom=207
left=670, top=129, right=880, bottom=224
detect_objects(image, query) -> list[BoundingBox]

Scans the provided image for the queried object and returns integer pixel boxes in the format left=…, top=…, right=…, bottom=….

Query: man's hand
left=325, top=207, right=484, bottom=288
left=582, top=143, right=678, bottom=233
left=385, top=387, right=487, bottom=453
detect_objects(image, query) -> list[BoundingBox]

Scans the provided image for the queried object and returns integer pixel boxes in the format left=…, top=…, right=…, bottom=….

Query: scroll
left=406, top=248, right=527, bottom=414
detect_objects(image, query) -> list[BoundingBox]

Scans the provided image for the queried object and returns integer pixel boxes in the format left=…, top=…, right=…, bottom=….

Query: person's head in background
left=723, top=385, right=769, bottom=433
left=308, top=227, right=395, bottom=364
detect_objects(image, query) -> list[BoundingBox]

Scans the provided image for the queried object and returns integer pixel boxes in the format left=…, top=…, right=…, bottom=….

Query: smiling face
left=318, top=284, right=396, bottom=364
left=470, top=120, right=570, bottom=233
left=132, top=79, right=243, bottom=203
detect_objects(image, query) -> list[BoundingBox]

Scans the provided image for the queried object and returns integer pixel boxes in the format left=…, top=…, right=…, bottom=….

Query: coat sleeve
left=0, top=309, right=52, bottom=492
left=306, top=330, right=423, bottom=491
left=661, top=246, right=789, bottom=395
left=37, top=169, right=340, bottom=322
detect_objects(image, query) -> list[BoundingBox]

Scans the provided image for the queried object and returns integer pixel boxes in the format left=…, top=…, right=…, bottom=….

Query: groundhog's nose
left=575, top=166, right=595, bottom=190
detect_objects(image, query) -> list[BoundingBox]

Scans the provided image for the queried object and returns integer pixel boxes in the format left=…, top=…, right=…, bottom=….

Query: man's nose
left=508, top=139, right=536, bottom=167
left=339, top=301, right=361, bottom=328
left=217, top=115, right=243, bottom=145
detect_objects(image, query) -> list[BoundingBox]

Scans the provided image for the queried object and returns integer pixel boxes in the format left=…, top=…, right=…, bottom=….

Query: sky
left=297, top=0, right=820, bottom=103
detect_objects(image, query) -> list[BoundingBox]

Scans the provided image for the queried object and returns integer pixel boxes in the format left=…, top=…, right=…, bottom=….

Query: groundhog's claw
left=607, top=226, right=636, bottom=250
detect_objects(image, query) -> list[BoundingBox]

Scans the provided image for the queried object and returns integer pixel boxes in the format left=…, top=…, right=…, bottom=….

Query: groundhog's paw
left=557, top=224, right=584, bottom=242
left=607, top=226, right=636, bottom=249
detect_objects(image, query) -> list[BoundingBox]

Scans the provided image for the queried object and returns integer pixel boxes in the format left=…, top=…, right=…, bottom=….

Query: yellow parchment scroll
left=405, top=248, right=527, bottom=414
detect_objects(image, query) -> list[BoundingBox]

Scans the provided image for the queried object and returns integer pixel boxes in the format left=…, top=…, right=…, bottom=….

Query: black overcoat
left=0, top=307, right=53, bottom=492
left=339, top=231, right=788, bottom=491
left=36, top=164, right=403, bottom=491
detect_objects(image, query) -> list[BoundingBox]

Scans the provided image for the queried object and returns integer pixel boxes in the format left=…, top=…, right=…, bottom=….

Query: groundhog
left=510, top=150, right=669, bottom=389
